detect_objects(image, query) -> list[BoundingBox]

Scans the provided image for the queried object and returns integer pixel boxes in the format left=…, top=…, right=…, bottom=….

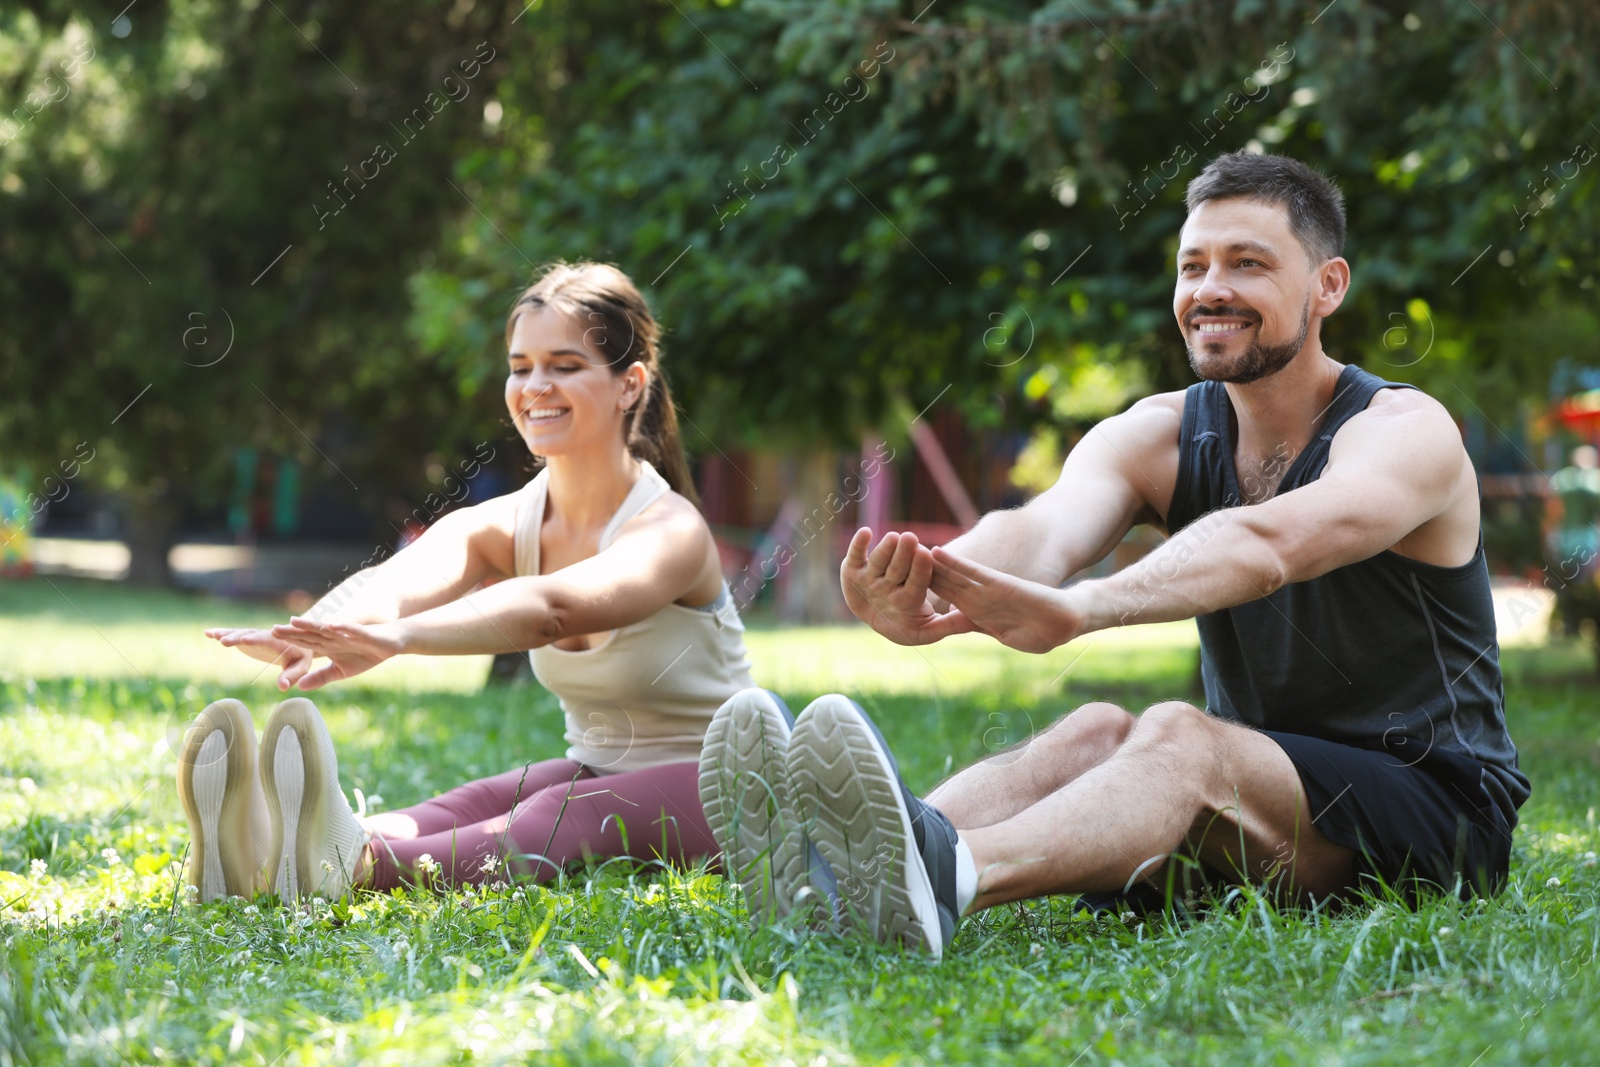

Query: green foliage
left=3, top=578, right=1600, bottom=1063
left=4, top=0, right=1596, bottom=556
left=0, top=1, right=512, bottom=550
left=410, top=0, right=1597, bottom=453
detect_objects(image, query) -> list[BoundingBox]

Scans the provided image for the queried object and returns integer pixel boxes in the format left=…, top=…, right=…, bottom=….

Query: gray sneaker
left=788, top=694, right=960, bottom=958
left=699, top=688, right=838, bottom=927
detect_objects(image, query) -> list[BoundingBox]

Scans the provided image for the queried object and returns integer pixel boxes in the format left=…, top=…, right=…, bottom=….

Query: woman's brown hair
left=505, top=262, right=699, bottom=508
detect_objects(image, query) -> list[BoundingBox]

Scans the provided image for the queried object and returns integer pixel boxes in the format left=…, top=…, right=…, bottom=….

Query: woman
left=183, top=262, right=756, bottom=902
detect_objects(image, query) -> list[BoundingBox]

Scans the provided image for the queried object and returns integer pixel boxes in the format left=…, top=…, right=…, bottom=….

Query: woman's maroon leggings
left=361, top=757, right=715, bottom=889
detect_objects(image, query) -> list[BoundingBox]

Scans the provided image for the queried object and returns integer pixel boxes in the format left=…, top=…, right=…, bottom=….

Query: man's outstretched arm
left=1077, top=394, right=1465, bottom=631
left=938, top=396, right=1181, bottom=586
left=841, top=397, right=1180, bottom=645
left=928, top=392, right=1468, bottom=652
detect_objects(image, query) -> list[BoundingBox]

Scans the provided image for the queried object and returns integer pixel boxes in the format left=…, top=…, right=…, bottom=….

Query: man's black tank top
left=1166, top=363, right=1529, bottom=825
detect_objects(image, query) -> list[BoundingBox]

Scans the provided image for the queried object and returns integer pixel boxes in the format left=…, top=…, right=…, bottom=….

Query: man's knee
left=1129, top=700, right=1215, bottom=753
left=1066, top=701, right=1135, bottom=746
left=1131, top=702, right=1276, bottom=816
left=1025, top=701, right=1134, bottom=763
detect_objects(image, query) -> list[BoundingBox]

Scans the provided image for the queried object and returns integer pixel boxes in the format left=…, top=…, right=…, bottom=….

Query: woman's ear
left=621, top=363, right=648, bottom=411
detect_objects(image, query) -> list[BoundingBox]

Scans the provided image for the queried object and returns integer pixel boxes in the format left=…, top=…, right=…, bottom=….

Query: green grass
left=1, top=576, right=1598, bottom=1065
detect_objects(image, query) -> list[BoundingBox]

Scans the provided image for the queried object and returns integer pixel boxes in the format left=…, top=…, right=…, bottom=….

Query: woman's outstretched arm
left=309, top=494, right=521, bottom=623
left=205, top=492, right=519, bottom=688
left=270, top=495, right=717, bottom=689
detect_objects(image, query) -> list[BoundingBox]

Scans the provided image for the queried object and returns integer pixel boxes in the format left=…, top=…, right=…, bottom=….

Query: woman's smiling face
left=504, top=307, right=643, bottom=458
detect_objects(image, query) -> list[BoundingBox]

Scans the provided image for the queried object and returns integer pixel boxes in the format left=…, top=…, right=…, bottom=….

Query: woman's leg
left=364, top=760, right=714, bottom=889
left=364, top=758, right=590, bottom=840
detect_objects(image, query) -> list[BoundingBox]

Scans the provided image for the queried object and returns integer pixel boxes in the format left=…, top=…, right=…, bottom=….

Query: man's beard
left=1186, top=299, right=1311, bottom=385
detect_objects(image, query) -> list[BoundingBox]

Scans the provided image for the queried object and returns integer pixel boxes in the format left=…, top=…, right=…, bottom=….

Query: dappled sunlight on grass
left=3, top=579, right=1600, bottom=1063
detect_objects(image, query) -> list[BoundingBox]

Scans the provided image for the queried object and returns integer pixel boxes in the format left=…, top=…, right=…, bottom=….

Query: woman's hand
left=268, top=618, right=405, bottom=690
left=204, top=627, right=318, bottom=690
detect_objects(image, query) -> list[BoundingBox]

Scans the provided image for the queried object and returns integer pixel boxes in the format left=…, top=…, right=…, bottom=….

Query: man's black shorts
left=1265, top=730, right=1515, bottom=900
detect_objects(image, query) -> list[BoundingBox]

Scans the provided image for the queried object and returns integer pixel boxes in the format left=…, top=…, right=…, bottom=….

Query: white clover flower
left=479, top=854, right=502, bottom=874
left=243, top=905, right=259, bottom=916
left=29, top=859, right=47, bottom=879
left=142, top=923, right=155, bottom=934
left=100, top=848, right=122, bottom=867
left=1583, top=852, right=1597, bottom=868
left=1546, top=876, right=1563, bottom=889
left=415, top=854, right=439, bottom=874
left=321, top=861, right=335, bottom=874
left=490, top=881, right=508, bottom=894
left=183, top=884, right=200, bottom=898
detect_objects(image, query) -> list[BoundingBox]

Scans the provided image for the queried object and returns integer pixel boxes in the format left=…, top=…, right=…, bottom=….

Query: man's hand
left=928, top=547, right=1087, bottom=654
left=840, top=528, right=975, bottom=646
left=268, top=617, right=405, bottom=690
left=204, top=627, right=317, bottom=690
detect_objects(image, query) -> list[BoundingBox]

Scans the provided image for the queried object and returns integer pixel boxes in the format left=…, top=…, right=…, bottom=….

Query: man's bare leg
left=925, top=702, right=1135, bottom=830
left=963, top=701, right=1357, bottom=908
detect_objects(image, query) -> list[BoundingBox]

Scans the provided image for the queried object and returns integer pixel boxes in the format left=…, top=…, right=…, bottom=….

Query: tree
left=414, top=0, right=1599, bottom=445
left=7, top=0, right=1596, bottom=590
left=0, top=0, right=512, bottom=583
left=397, top=0, right=1596, bottom=619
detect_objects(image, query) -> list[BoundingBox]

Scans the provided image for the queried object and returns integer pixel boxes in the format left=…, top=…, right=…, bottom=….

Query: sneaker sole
left=175, top=699, right=264, bottom=902
left=259, top=698, right=333, bottom=901
left=698, top=690, right=811, bottom=925
left=789, top=696, right=942, bottom=956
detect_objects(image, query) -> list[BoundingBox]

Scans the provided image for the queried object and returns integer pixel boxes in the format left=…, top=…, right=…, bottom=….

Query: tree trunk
left=124, top=481, right=182, bottom=587
left=780, top=449, right=843, bottom=623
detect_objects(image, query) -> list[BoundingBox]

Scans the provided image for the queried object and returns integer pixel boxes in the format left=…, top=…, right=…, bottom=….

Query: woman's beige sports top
left=512, top=462, right=756, bottom=773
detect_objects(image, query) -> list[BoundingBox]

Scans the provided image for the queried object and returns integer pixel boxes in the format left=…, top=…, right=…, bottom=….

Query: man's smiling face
left=1173, top=197, right=1318, bottom=384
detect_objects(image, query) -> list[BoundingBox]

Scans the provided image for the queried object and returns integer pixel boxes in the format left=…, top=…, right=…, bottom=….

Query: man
left=700, top=152, right=1527, bottom=958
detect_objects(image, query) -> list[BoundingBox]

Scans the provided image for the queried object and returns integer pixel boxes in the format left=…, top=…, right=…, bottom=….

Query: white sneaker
left=259, top=698, right=370, bottom=901
left=175, top=699, right=274, bottom=902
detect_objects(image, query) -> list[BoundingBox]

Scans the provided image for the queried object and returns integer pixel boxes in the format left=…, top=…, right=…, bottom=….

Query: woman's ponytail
left=628, top=361, right=699, bottom=508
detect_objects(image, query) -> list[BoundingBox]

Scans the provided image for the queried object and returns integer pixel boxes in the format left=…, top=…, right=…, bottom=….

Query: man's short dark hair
left=1185, top=152, right=1346, bottom=264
